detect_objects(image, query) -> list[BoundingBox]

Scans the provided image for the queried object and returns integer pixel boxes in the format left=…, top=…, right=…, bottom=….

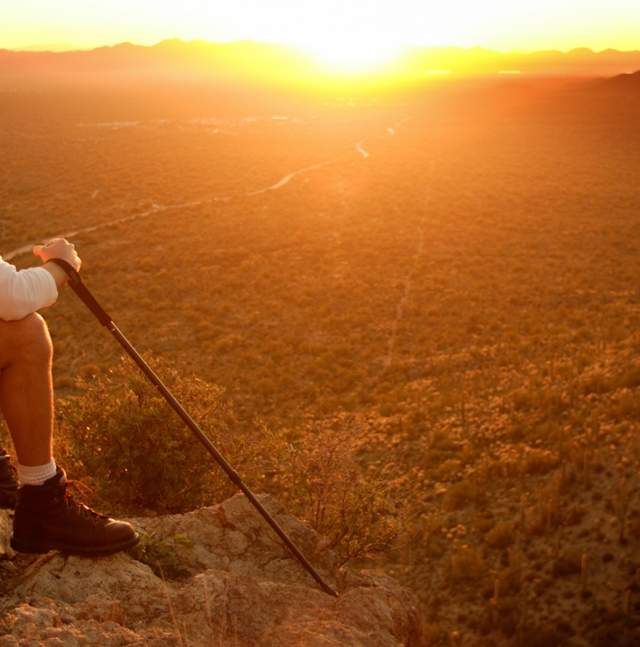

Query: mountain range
left=1, top=40, right=639, bottom=88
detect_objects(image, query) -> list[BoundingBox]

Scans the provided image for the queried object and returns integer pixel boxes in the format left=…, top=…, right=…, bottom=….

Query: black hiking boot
left=11, top=467, right=139, bottom=555
left=0, top=449, right=18, bottom=510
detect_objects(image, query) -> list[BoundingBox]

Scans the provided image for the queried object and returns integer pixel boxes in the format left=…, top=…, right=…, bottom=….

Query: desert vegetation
left=2, top=77, right=640, bottom=645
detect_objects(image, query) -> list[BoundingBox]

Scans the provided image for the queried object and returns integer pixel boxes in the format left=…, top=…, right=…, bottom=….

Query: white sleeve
left=0, top=257, right=59, bottom=321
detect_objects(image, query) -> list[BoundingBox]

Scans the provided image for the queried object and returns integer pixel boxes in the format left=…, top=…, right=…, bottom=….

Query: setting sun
left=304, top=36, right=404, bottom=72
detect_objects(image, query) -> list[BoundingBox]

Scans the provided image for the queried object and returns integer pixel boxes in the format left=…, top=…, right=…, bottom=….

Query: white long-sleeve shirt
left=0, top=256, right=58, bottom=321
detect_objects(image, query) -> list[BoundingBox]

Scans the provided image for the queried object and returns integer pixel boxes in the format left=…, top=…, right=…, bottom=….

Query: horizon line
left=4, top=38, right=640, bottom=56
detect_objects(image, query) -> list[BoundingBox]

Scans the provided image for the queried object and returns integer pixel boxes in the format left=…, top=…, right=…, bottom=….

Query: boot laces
left=59, top=480, right=109, bottom=523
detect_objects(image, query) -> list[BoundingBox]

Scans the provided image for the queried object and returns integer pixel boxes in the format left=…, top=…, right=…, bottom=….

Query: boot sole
left=10, top=532, right=140, bottom=556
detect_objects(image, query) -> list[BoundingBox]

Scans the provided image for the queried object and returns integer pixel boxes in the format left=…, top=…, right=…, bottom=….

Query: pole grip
left=50, top=259, right=113, bottom=327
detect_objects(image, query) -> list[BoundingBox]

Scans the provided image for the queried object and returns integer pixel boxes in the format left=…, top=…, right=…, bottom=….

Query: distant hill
left=403, top=46, right=640, bottom=77
left=570, top=68, right=640, bottom=103
left=1, top=40, right=640, bottom=90
left=0, top=40, right=319, bottom=89
left=599, top=69, right=640, bottom=88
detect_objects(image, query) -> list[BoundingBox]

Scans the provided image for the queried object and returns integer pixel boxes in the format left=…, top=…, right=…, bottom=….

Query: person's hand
left=33, top=238, right=82, bottom=272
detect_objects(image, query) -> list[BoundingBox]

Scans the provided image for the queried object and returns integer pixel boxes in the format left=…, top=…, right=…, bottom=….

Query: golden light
left=4, top=0, right=640, bottom=62
left=302, top=36, right=405, bottom=73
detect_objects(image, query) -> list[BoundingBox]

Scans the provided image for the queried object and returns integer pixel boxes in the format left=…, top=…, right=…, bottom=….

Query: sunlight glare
left=303, top=35, right=404, bottom=73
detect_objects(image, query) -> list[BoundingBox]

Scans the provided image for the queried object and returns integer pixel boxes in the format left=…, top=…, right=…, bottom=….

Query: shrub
left=432, top=459, right=463, bottom=482
left=443, top=479, right=476, bottom=511
left=450, top=546, right=487, bottom=582
left=266, top=426, right=401, bottom=565
left=485, top=521, right=516, bottom=550
left=57, top=357, right=271, bottom=513
left=579, top=369, right=614, bottom=396
left=523, top=449, right=558, bottom=476
left=552, top=546, right=583, bottom=577
left=618, top=365, right=640, bottom=389
left=56, top=358, right=399, bottom=564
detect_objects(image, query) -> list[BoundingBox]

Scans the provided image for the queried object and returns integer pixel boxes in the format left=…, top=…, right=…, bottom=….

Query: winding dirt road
left=4, top=114, right=421, bottom=374
left=3, top=120, right=405, bottom=261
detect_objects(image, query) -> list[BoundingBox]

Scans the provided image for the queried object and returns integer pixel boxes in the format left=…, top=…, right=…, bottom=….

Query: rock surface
left=0, top=510, right=14, bottom=560
left=0, top=495, right=419, bottom=646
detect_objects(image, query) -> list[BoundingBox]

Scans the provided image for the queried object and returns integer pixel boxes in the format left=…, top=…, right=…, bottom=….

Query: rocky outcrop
left=0, top=510, right=13, bottom=560
left=0, top=495, right=419, bottom=646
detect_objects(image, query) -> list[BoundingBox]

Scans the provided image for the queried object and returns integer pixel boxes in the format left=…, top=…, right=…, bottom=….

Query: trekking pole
left=51, top=259, right=338, bottom=598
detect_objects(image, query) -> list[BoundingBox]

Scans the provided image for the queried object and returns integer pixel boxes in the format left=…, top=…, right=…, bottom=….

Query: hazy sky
left=2, top=0, right=640, bottom=53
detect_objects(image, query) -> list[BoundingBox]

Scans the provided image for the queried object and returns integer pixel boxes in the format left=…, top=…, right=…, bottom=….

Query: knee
left=12, top=314, right=53, bottom=363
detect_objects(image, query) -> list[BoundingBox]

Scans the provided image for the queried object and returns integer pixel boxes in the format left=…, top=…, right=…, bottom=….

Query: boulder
left=0, top=494, right=419, bottom=646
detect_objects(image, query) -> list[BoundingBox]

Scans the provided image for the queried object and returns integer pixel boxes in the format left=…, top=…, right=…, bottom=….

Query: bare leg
left=1, top=312, right=137, bottom=556
left=0, top=314, right=54, bottom=466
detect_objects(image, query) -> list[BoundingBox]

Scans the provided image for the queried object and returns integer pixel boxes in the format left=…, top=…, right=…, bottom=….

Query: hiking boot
left=11, top=467, right=139, bottom=555
left=0, top=449, right=18, bottom=510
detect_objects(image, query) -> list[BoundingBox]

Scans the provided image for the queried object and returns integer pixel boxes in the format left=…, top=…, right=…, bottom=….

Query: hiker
left=0, top=238, right=138, bottom=554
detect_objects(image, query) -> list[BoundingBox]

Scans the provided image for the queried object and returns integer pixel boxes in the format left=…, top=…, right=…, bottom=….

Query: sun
left=302, top=36, right=404, bottom=73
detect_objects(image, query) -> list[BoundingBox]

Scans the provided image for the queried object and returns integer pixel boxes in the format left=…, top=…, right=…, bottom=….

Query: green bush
left=57, top=358, right=264, bottom=513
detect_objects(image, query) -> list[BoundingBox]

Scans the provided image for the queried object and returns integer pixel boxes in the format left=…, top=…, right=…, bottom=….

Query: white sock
left=16, top=458, right=57, bottom=486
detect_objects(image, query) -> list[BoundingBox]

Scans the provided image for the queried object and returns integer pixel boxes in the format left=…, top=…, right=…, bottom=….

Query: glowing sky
left=2, top=0, right=640, bottom=54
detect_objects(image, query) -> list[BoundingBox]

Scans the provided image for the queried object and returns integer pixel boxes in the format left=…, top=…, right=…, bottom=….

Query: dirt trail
left=355, top=141, right=369, bottom=158
left=3, top=120, right=408, bottom=262
left=383, top=155, right=429, bottom=370
left=3, top=202, right=201, bottom=262
left=246, top=162, right=329, bottom=195
left=383, top=223, right=425, bottom=369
